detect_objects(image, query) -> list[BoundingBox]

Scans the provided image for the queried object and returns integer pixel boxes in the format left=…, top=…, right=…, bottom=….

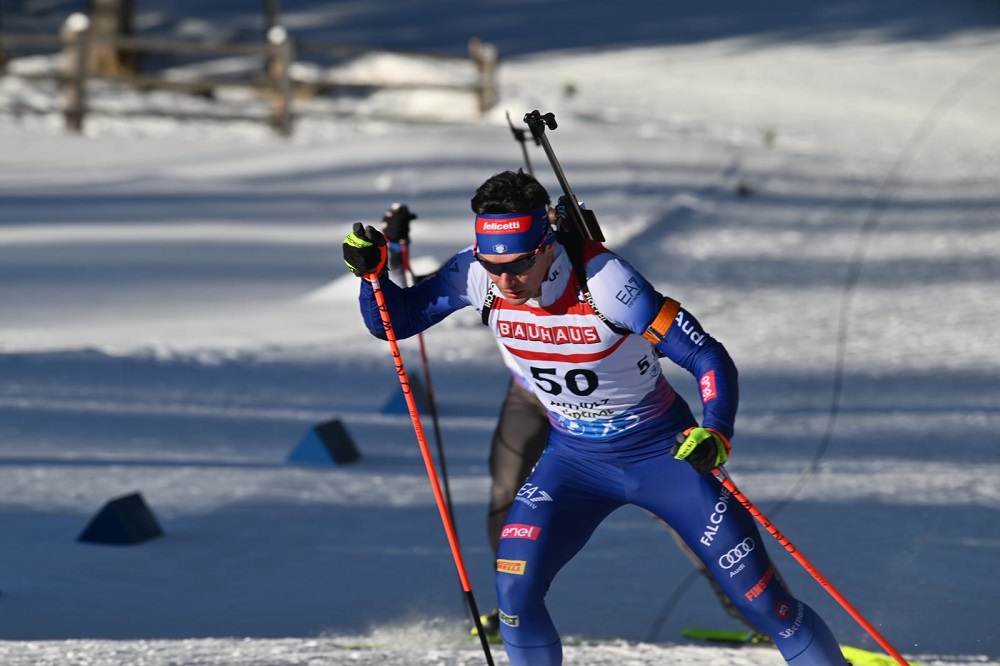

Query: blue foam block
left=288, top=418, right=361, bottom=466
left=78, top=492, right=164, bottom=545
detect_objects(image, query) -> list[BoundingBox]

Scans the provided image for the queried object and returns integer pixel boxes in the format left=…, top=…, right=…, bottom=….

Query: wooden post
left=87, top=0, right=137, bottom=76
left=263, top=0, right=280, bottom=36
left=0, top=7, right=7, bottom=71
left=262, top=0, right=280, bottom=75
left=61, top=13, right=90, bottom=133
left=268, top=25, right=293, bottom=137
left=469, top=37, right=498, bottom=115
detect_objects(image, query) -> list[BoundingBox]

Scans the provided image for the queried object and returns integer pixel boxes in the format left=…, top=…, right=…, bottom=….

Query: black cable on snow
left=645, top=50, right=1000, bottom=644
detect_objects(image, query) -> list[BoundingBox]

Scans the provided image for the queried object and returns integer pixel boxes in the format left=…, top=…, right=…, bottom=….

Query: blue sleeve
left=654, top=306, right=739, bottom=440
left=581, top=250, right=739, bottom=441
left=358, top=252, right=472, bottom=340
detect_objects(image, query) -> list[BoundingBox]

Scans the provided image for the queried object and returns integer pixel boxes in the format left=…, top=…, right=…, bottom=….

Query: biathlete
left=380, top=202, right=775, bottom=643
left=345, top=170, right=848, bottom=666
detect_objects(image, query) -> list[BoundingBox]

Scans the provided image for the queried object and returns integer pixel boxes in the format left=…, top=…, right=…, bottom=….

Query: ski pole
left=399, top=240, right=458, bottom=534
left=506, top=110, right=535, bottom=176
left=710, top=465, right=910, bottom=666
left=367, top=274, right=495, bottom=665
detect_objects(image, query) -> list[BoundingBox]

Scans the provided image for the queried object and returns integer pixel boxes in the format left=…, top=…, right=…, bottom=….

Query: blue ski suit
left=356, top=239, right=846, bottom=666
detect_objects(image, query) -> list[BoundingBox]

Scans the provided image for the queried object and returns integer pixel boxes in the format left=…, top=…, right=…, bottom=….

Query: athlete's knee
left=740, top=595, right=846, bottom=665
left=496, top=565, right=560, bottom=662
left=497, top=556, right=555, bottom=626
left=502, top=638, right=562, bottom=666
left=717, top=566, right=804, bottom=642
left=496, top=564, right=542, bottom=611
left=714, top=560, right=778, bottom=618
left=781, top=602, right=847, bottom=665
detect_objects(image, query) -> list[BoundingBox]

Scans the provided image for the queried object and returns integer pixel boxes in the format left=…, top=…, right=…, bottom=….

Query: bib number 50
left=530, top=366, right=598, bottom=396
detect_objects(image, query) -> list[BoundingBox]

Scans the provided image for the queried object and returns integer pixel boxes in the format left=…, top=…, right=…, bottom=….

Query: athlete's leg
left=487, top=380, right=550, bottom=557
left=665, top=522, right=787, bottom=639
left=667, top=527, right=759, bottom=625
left=631, top=451, right=847, bottom=665
left=496, top=450, right=621, bottom=666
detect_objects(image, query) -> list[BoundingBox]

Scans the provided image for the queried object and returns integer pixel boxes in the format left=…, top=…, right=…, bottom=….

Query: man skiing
left=343, top=170, right=848, bottom=665
left=380, top=201, right=775, bottom=645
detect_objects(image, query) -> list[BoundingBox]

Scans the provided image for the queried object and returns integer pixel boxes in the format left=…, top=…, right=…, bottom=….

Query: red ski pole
left=711, top=466, right=910, bottom=666
left=368, top=274, right=494, bottom=665
left=399, top=240, right=457, bottom=526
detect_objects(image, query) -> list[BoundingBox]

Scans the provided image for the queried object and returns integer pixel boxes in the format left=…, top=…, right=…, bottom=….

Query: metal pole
left=368, top=275, right=495, bottom=665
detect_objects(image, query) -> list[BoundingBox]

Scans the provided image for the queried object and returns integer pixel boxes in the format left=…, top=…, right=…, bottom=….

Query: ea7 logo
left=515, top=483, right=553, bottom=509
left=615, top=277, right=642, bottom=307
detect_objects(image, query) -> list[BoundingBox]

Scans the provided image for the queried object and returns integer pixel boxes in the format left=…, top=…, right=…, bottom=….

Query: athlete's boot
left=470, top=609, right=501, bottom=643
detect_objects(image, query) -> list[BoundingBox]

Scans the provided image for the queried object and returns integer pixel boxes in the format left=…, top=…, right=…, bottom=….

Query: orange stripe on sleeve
left=641, top=297, right=681, bottom=344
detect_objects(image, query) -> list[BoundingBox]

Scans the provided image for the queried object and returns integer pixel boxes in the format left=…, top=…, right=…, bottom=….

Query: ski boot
left=470, top=609, right=502, bottom=644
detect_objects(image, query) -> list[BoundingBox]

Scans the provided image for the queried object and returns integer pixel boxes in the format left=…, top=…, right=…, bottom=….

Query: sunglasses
left=474, top=232, right=549, bottom=276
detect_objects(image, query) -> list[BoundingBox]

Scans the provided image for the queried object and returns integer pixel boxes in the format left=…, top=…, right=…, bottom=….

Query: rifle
left=512, top=112, right=629, bottom=337
left=522, top=110, right=605, bottom=243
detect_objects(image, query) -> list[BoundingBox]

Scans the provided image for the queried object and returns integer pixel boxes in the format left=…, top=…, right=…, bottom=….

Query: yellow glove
left=672, top=427, right=731, bottom=474
left=343, top=223, right=388, bottom=279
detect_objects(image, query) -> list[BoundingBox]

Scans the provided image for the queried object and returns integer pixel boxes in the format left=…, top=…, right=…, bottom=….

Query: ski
left=841, top=645, right=925, bottom=666
left=683, top=629, right=924, bottom=666
left=681, top=627, right=772, bottom=645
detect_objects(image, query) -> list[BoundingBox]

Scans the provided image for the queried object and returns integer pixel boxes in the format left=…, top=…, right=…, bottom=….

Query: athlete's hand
left=343, top=223, right=388, bottom=279
left=381, top=204, right=417, bottom=244
left=672, top=427, right=731, bottom=474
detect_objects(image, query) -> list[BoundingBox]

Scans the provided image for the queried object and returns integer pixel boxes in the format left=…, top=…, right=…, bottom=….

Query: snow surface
left=1, top=1, right=999, bottom=664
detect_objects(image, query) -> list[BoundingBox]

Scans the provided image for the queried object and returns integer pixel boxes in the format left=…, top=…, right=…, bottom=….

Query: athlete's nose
left=497, top=272, right=520, bottom=289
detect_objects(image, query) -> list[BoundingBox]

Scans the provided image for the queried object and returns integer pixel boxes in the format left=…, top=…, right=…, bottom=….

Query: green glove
left=343, top=222, right=388, bottom=279
left=672, top=427, right=731, bottom=474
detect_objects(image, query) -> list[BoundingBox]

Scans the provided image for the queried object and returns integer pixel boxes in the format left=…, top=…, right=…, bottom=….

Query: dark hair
left=471, top=170, right=551, bottom=214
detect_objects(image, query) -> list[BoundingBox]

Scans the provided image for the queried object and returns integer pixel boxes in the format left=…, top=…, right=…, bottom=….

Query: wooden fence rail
left=0, top=13, right=499, bottom=136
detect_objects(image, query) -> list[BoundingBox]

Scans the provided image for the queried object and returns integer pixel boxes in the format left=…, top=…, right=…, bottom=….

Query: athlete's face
left=478, top=242, right=556, bottom=306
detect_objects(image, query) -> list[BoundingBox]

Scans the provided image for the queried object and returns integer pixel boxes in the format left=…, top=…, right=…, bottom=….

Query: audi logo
left=718, top=537, right=755, bottom=569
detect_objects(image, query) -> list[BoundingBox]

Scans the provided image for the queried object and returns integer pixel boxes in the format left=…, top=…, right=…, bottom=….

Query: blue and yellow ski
left=841, top=645, right=924, bottom=666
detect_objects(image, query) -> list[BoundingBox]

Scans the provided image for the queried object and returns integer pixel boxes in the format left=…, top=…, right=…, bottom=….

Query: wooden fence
left=0, top=13, right=499, bottom=136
